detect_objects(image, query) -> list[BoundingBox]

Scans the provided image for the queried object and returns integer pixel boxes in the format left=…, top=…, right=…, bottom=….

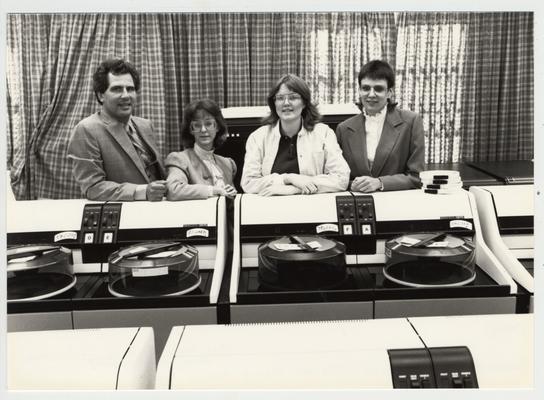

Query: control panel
left=389, top=346, right=478, bottom=389
left=354, top=195, right=375, bottom=236
left=429, top=347, right=478, bottom=388
left=98, top=203, right=122, bottom=244
left=335, top=196, right=356, bottom=236
left=80, top=204, right=102, bottom=244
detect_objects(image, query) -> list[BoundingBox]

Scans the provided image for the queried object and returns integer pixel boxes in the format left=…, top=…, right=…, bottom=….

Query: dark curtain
left=6, top=12, right=395, bottom=199
left=6, top=12, right=533, bottom=199
left=460, top=12, right=533, bottom=161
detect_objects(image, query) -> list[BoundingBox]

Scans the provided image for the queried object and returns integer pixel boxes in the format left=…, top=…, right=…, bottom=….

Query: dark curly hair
left=262, top=74, right=321, bottom=131
left=181, top=99, right=229, bottom=149
left=93, top=59, right=141, bottom=104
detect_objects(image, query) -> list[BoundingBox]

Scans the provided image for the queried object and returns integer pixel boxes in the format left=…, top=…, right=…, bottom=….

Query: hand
left=351, top=176, right=382, bottom=193
left=213, top=184, right=238, bottom=199
left=146, top=180, right=167, bottom=201
left=283, top=174, right=318, bottom=194
left=259, top=185, right=302, bottom=197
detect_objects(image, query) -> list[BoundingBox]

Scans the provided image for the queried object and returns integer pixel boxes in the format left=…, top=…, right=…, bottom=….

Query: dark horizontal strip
left=7, top=232, right=81, bottom=246
left=241, top=223, right=340, bottom=237
left=497, top=216, right=534, bottom=232
left=116, top=227, right=217, bottom=244
left=375, top=219, right=475, bottom=235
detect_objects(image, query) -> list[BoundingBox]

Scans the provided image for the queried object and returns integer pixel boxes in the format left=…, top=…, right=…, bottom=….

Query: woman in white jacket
left=241, top=74, right=350, bottom=196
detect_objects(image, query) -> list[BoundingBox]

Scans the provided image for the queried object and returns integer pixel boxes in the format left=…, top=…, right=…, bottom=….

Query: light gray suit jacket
left=165, top=148, right=236, bottom=200
left=335, top=106, right=425, bottom=191
left=67, top=111, right=166, bottom=200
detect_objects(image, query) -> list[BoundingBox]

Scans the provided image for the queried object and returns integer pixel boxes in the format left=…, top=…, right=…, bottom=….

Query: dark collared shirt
left=271, top=132, right=300, bottom=174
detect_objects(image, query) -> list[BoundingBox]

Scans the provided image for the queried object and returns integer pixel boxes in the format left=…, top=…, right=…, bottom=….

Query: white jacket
left=241, top=122, right=350, bottom=194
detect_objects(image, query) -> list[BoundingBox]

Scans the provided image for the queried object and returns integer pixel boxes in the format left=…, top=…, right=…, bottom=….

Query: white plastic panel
left=241, top=192, right=346, bottom=225
left=7, top=199, right=91, bottom=233
left=478, top=184, right=534, bottom=217
left=119, top=197, right=218, bottom=229
left=409, top=314, right=533, bottom=389
left=158, top=319, right=423, bottom=389
left=363, top=190, right=473, bottom=221
left=222, top=103, right=359, bottom=119
left=7, top=327, right=156, bottom=390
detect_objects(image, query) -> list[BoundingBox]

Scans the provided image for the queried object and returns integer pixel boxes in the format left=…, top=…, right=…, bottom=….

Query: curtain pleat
left=460, top=12, right=533, bottom=161
left=395, top=12, right=468, bottom=163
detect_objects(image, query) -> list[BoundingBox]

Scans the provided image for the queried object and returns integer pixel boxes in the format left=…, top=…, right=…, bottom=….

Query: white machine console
left=228, top=190, right=517, bottom=323
left=470, top=185, right=534, bottom=294
left=156, top=313, right=533, bottom=390
left=6, top=197, right=227, bottom=303
left=8, top=327, right=156, bottom=389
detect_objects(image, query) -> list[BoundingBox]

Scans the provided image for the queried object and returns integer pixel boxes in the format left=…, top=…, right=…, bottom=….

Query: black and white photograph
left=1, top=1, right=541, bottom=399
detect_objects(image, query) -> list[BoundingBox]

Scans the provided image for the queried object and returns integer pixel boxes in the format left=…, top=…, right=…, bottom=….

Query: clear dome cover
left=258, top=235, right=347, bottom=290
left=384, top=233, right=476, bottom=287
left=108, top=241, right=200, bottom=298
left=7, top=244, right=75, bottom=302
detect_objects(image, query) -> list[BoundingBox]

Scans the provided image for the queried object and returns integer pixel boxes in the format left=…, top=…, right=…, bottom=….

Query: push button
left=342, top=224, right=353, bottom=235
left=84, top=233, right=94, bottom=243
left=452, top=377, right=464, bottom=388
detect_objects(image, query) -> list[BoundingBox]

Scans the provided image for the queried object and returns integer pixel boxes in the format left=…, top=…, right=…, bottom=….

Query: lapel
left=99, top=112, right=149, bottom=180
left=344, top=114, right=371, bottom=176
left=187, top=148, right=213, bottom=181
left=371, top=107, right=403, bottom=176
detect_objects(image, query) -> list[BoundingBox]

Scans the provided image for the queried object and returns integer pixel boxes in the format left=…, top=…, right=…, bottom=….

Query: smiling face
left=274, top=84, right=305, bottom=124
left=190, top=110, right=218, bottom=150
left=98, top=73, right=137, bottom=123
left=359, top=77, right=392, bottom=116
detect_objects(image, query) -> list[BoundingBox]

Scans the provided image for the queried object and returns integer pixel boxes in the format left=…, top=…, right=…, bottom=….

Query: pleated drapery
left=6, top=12, right=533, bottom=199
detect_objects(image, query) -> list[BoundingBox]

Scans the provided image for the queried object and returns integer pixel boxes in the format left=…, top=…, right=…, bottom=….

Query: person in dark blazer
left=68, top=58, right=166, bottom=201
left=336, top=60, right=424, bottom=192
left=165, top=99, right=237, bottom=200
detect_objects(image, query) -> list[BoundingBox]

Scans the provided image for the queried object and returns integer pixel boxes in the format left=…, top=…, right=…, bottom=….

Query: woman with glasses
left=165, top=99, right=237, bottom=200
left=335, top=60, right=424, bottom=192
left=241, top=74, right=350, bottom=196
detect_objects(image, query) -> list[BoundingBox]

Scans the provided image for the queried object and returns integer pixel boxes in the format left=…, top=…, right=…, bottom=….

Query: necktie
left=126, top=123, right=159, bottom=180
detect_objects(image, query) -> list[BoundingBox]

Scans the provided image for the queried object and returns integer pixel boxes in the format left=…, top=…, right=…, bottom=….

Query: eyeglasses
left=274, top=93, right=302, bottom=103
left=190, top=120, right=216, bottom=132
left=360, top=85, right=388, bottom=94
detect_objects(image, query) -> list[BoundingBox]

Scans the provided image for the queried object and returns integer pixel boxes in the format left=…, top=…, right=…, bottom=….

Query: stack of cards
left=420, top=170, right=463, bottom=194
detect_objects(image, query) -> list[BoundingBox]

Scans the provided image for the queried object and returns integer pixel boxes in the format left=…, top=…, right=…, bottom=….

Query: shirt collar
left=100, top=108, right=133, bottom=129
left=194, top=143, right=215, bottom=160
left=363, top=105, right=387, bottom=121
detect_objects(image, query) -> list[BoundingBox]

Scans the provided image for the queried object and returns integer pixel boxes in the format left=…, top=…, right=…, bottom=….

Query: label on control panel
left=450, top=220, right=473, bottom=230
left=316, top=223, right=338, bottom=234
left=361, top=224, right=372, bottom=235
left=54, top=231, right=77, bottom=242
left=187, top=228, right=209, bottom=238
left=342, top=224, right=353, bottom=235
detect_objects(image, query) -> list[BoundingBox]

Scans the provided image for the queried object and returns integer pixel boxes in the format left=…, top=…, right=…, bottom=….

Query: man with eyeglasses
left=335, top=60, right=424, bottom=192
left=68, top=59, right=166, bottom=201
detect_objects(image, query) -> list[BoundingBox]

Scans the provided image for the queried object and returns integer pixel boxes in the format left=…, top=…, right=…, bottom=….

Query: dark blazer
left=67, top=111, right=166, bottom=200
left=335, top=106, right=424, bottom=191
left=165, top=148, right=237, bottom=200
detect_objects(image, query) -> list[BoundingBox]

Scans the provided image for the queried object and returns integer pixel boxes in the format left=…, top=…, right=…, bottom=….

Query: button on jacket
left=241, top=122, right=350, bottom=194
